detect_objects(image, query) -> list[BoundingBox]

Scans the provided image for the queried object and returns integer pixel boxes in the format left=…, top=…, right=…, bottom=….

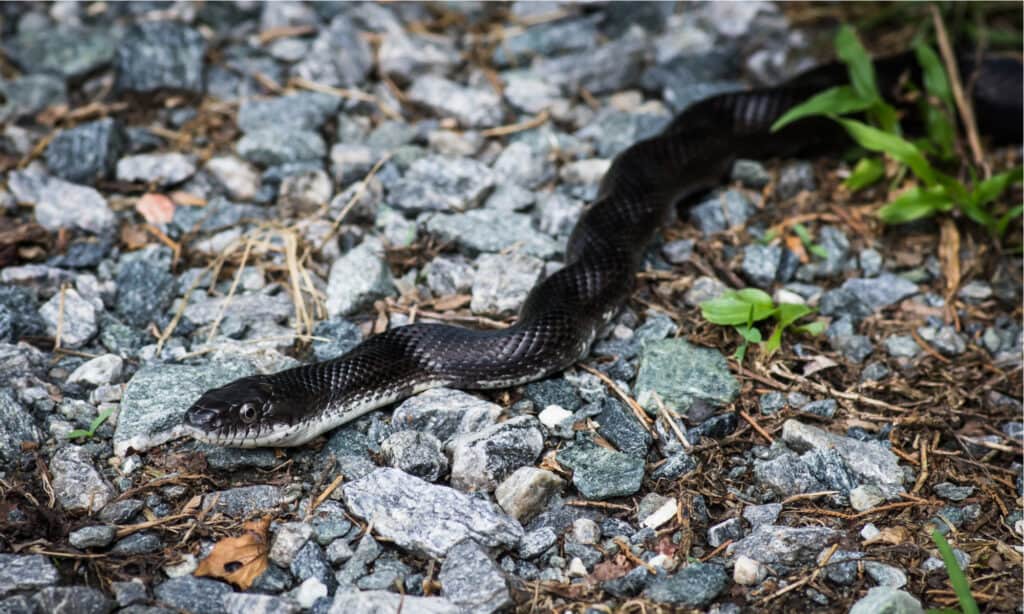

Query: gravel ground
left=0, top=2, right=1021, bottom=613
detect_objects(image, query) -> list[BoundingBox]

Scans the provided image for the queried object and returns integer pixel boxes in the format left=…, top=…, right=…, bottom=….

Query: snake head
left=183, top=375, right=304, bottom=447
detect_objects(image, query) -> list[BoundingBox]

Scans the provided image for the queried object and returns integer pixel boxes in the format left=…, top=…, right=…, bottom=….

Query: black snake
left=183, top=52, right=1022, bottom=447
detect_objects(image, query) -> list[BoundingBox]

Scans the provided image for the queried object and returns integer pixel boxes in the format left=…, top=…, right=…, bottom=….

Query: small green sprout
left=926, top=529, right=979, bottom=614
left=700, top=289, right=825, bottom=362
left=67, top=406, right=116, bottom=441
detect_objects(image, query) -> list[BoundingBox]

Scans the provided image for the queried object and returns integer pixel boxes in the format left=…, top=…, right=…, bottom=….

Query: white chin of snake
left=182, top=422, right=323, bottom=449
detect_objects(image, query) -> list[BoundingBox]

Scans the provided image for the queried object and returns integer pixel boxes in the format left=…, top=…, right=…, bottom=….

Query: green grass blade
left=771, top=86, right=874, bottom=132
left=845, top=157, right=886, bottom=191
left=878, top=186, right=952, bottom=224
left=930, top=529, right=979, bottom=614
left=835, top=25, right=879, bottom=101
left=835, top=118, right=937, bottom=185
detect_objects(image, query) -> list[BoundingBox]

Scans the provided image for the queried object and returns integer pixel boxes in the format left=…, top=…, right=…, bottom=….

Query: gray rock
left=492, top=16, right=600, bottom=67
left=592, top=397, right=651, bottom=458
left=32, top=586, right=113, bottom=614
left=406, top=75, right=503, bottom=128
left=312, top=318, right=363, bottom=362
left=684, top=276, right=729, bottom=307
left=205, top=156, right=261, bottom=201
left=518, top=526, right=558, bottom=560
left=556, top=436, right=645, bottom=500
left=278, top=169, right=333, bottom=217
left=7, top=170, right=114, bottom=234
left=390, top=388, right=502, bottom=444
left=742, top=244, right=782, bottom=288
left=0, top=74, right=67, bottom=122
left=754, top=451, right=827, bottom=498
left=237, top=128, right=326, bottom=166
left=329, top=144, right=377, bottom=185
left=776, top=161, right=816, bottom=199
left=783, top=420, right=904, bottom=495
left=378, top=32, right=459, bottom=83
left=643, top=563, right=728, bottom=607
left=380, top=430, right=448, bottom=482
left=290, top=542, right=336, bottom=594
left=50, top=445, right=115, bottom=513
left=223, top=593, right=300, bottom=614
left=201, top=485, right=282, bottom=518
left=933, top=482, right=974, bottom=502
left=115, top=21, right=206, bottom=93
left=707, top=518, right=743, bottom=547
left=662, top=239, right=694, bottom=264
left=387, top=155, right=496, bottom=214
left=112, top=580, right=148, bottom=607
left=502, top=73, right=563, bottom=115
left=917, top=325, right=966, bottom=356
left=493, top=142, right=553, bottom=189
left=110, top=532, right=162, bottom=556
left=116, top=153, right=196, bottom=187
left=577, top=109, right=670, bottom=159
left=342, top=468, right=523, bottom=558
left=743, top=503, right=782, bottom=527
left=0, top=554, right=59, bottom=598
left=439, top=540, right=511, bottom=613
left=861, top=361, right=891, bottom=382
left=68, top=354, right=124, bottom=387
left=450, top=416, right=545, bottom=492
left=635, top=338, right=739, bottom=415
left=651, top=451, right=697, bottom=480
left=0, top=390, right=40, bottom=468
left=865, top=561, right=908, bottom=588
left=495, top=467, right=564, bottom=523
left=325, top=238, right=396, bottom=317
left=535, top=33, right=648, bottom=95
left=154, top=577, right=231, bottom=614
left=113, top=250, right=177, bottom=329
left=335, top=532, right=381, bottom=589
left=859, top=248, right=884, bottom=277
left=292, top=15, right=372, bottom=88
left=424, top=256, right=476, bottom=296
left=115, top=361, right=257, bottom=456
left=98, top=499, right=144, bottom=524
left=534, top=192, right=583, bottom=238
left=470, top=252, right=544, bottom=317
left=729, top=524, right=841, bottom=565
left=38, top=288, right=97, bottom=349
left=958, top=280, right=992, bottom=303
left=44, top=118, right=124, bottom=185
left=801, top=399, right=837, bottom=420
left=0, top=286, right=45, bottom=343
left=731, top=159, right=770, bottom=188
left=3, top=26, right=115, bottom=79
left=850, top=485, right=885, bottom=512
left=689, top=189, right=756, bottom=235
left=270, top=522, right=314, bottom=567
left=69, top=525, right=117, bottom=549
left=329, top=591, right=459, bottom=614
left=849, top=586, right=924, bottom=614
left=840, top=274, right=918, bottom=311
left=238, top=92, right=340, bottom=132
left=885, top=335, right=921, bottom=358
left=425, top=208, right=559, bottom=259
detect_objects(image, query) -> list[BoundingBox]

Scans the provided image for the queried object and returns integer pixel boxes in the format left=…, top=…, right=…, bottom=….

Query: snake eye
left=239, top=403, right=258, bottom=424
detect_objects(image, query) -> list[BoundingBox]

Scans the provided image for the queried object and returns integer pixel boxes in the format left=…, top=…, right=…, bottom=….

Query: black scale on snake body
left=184, top=53, right=1022, bottom=447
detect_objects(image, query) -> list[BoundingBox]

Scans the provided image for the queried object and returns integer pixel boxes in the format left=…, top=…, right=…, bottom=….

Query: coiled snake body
left=184, top=53, right=1022, bottom=447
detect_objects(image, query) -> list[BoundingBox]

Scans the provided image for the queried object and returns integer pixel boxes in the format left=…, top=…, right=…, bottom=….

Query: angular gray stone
left=205, top=156, right=261, bottom=201
left=440, top=539, right=511, bottom=613
left=492, top=142, right=553, bottom=189
left=729, top=524, right=842, bottom=565
left=68, top=354, right=123, bottom=387
left=44, top=118, right=124, bottom=185
left=407, top=75, right=503, bottom=128
left=69, top=525, right=117, bottom=549
left=425, top=209, right=559, bottom=259
left=7, top=170, right=114, bottom=234
left=115, top=21, right=206, bottom=94
left=115, top=361, right=257, bottom=456
left=450, top=416, right=545, bottom=492
left=592, top=397, right=651, bottom=458
left=38, top=288, right=97, bottom=349
left=849, top=586, right=924, bottom=614
left=470, top=252, right=544, bottom=317
left=380, top=430, right=448, bottom=482
left=495, top=466, right=565, bottom=523
left=390, top=388, right=501, bottom=443
left=782, top=419, right=904, bottom=495
left=202, top=485, right=282, bottom=518
left=329, top=591, right=459, bottom=614
left=0, top=390, right=40, bottom=468
left=4, top=26, right=115, bottom=79
left=742, top=244, right=782, bottom=289
left=556, top=437, right=645, bottom=500
left=643, top=563, right=728, bottom=607
left=154, top=577, right=231, bottom=614
left=0, top=554, right=59, bottom=598
left=0, top=74, right=66, bottom=122
left=270, top=522, right=314, bottom=567
left=50, top=445, right=115, bottom=513
left=116, top=153, right=197, bottom=187
left=839, top=274, right=918, bottom=311
left=238, top=92, right=340, bottom=132
left=292, top=15, right=372, bottom=88
left=32, top=586, right=113, bottom=614
left=237, top=128, right=326, bottom=166
left=387, top=155, right=496, bottom=214
left=635, top=338, right=740, bottom=415
left=325, top=238, right=396, bottom=317
left=689, top=189, right=755, bottom=234
left=223, top=593, right=300, bottom=614
left=341, top=468, right=523, bottom=558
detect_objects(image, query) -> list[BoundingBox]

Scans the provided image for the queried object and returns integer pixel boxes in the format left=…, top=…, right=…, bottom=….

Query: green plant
left=926, top=529, right=979, bottom=614
left=67, top=406, right=116, bottom=441
left=772, top=24, right=1022, bottom=238
left=791, top=223, right=830, bottom=259
left=699, top=289, right=826, bottom=362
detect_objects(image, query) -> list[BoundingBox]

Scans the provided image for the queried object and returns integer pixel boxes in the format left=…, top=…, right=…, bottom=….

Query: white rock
left=164, top=554, right=198, bottom=578
left=641, top=497, right=678, bottom=530
left=567, top=557, right=588, bottom=577
left=68, top=354, right=124, bottom=387
left=292, top=577, right=327, bottom=609
left=572, top=518, right=601, bottom=545
left=733, top=555, right=767, bottom=585
left=850, top=484, right=885, bottom=512
left=860, top=523, right=881, bottom=541
left=538, top=404, right=574, bottom=438
left=205, top=156, right=260, bottom=201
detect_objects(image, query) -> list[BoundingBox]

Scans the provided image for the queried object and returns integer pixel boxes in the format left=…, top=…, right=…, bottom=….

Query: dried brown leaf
left=862, top=525, right=908, bottom=546
left=194, top=516, right=271, bottom=589
left=136, top=193, right=175, bottom=225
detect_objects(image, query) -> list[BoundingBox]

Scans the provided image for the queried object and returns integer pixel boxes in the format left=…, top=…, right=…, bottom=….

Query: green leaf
left=793, top=320, right=827, bottom=336
left=735, top=325, right=762, bottom=344
left=835, top=25, right=879, bottom=101
left=763, top=303, right=815, bottom=356
left=878, top=186, right=954, bottom=224
left=995, top=204, right=1024, bottom=237
left=66, top=430, right=91, bottom=440
left=700, top=290, right=776, bottom=326
left=791, top=224, right=829, bottom=260
left=771, top=86, right=874, bottom=132
left=914, top=40, right=953, bottom=109
left=930, top=530, right=980, bottom=614
left=835, top=118, right=938, bottom=185
left=868, top=101, right=901, bottom=136
left=971, top=167, right=1023, bottom=208
left=89, top=407, right=115, bottom=433
left=845, top=157, right=886, bottom=191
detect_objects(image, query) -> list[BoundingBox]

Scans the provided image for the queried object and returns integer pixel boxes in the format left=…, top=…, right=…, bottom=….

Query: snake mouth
left=181, top=417, right=324, bottom=449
